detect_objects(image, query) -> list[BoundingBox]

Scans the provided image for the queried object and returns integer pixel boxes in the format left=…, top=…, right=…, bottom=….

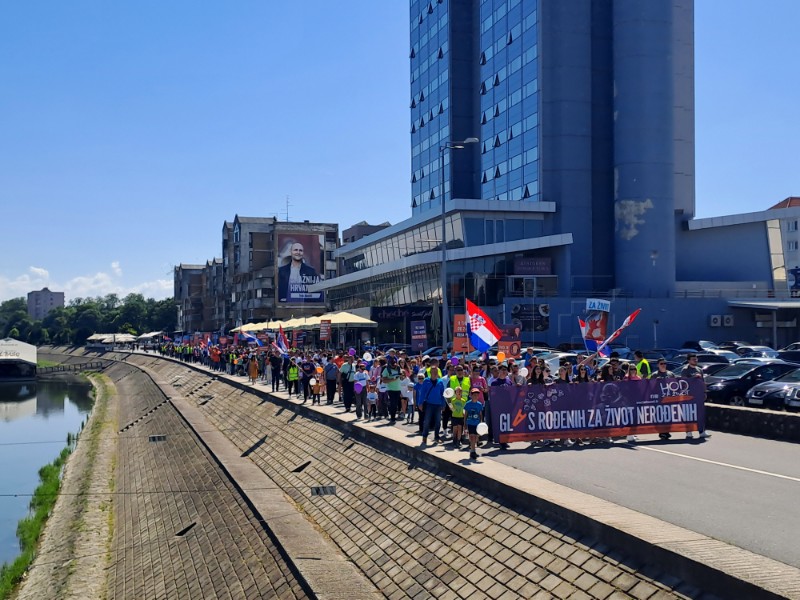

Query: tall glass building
left=315, top=0, right=698, bottom=345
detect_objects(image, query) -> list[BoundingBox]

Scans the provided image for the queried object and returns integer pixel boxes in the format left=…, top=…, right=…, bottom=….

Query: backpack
left=324, top=362, right=339, bottom=381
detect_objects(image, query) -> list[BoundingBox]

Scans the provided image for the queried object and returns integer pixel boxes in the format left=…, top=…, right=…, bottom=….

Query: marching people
left=419, top=366, right=446, bottom=445
left=681, top=353, right=711, bottom=439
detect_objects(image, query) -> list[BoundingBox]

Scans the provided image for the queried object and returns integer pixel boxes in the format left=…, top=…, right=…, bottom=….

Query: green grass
left=0, top=446, right=72, bottom=599
left=36, top=359, right=59, bottom=368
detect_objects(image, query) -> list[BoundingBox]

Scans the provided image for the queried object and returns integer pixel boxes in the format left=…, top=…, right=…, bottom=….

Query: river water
left=0, top=379, right=94, bottom=566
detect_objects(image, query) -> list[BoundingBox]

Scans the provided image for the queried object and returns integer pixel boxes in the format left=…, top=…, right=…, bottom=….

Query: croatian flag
left=240, top=331, right=264, bottom=347
left=275, top=325, right=289, bottom=354
left=466, top=299, right=502, bottom=353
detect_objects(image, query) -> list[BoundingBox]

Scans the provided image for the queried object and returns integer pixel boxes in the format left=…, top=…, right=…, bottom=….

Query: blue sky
left=1, top=1, right=798, bottom=303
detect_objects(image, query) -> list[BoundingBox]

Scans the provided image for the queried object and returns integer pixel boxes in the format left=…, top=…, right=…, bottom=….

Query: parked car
left=606, top=345, right=634, bottom=360
left=538, top=352, right=580, bottom=373
left=376, top=343, right=413, bottom=353
left=780, top=342, right=800, bottom=352
left=674, top=352, right=730, bottom=365
left=706, top=349, right=741, bottom=361
left=681, top=340, right=719, bottom=351
left=701, top=363, right=731, bottom=377
left=736, top=345, right=778, bottom=358
left=717, top=341, right=752, bottom=352
left=639, top=350, right=669, bottom=361
left=419, top=346, right=443, bottom=358
left=776, top=350, right=800, bottom=364
left=704, top=361, right=798, bottom=406
left=746, top=368, right=800, bottom=410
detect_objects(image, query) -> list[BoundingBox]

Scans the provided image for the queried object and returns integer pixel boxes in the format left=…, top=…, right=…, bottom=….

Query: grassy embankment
left=0, top=372, right=106, bottom=599
left=36, top=359, right=60, bottom=368
left=0, top=447, right=73, bottom=599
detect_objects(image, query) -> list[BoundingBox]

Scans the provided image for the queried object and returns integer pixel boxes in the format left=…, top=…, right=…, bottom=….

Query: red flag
left=596, top=308, right=641, bottom=354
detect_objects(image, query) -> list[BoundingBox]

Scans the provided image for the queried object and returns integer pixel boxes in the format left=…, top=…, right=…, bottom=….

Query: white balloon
left=363, top=352, right=373, bottom=361
left=476, top=422, right=489, bottom=436
left=443, top=388, right=455, bottom=399
left=519, top=367, right=529, bottom=377
left=309, top=378, right=317, bottom=386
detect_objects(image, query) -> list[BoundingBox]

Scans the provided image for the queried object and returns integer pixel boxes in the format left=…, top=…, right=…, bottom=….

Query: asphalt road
left=488, top=431, right=800, bottom=569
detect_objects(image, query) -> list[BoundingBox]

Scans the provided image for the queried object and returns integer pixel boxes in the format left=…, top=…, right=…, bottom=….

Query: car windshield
left=775, top=368, right=800, bottom=382
left=714, top=351, right=739, bottom=360
left=713, top=364, right=756, bottom=379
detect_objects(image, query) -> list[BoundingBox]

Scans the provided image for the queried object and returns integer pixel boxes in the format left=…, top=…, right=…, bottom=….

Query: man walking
left=323, top=357, right=339, bottom=404
left=420, top=368, right=446, bottom=445
left=338, top=354, right=356, bottom=410
left=681, top=354, right=711, bottom=439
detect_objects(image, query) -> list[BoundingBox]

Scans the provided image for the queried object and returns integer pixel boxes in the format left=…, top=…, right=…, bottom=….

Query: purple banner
left=410, top=320, right=427, bottom=352
left=489, top=378, right=706, bottom=443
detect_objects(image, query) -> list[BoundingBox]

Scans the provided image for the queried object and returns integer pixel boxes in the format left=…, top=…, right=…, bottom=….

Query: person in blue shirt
left=465, top=389, right=485, bottom=460
left=419, top=368, right=446, bottom=445
left=414, top=372, right=426, bottom=434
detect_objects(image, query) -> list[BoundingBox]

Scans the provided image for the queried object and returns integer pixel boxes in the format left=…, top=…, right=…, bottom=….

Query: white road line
left=636, top=446, right=800, bottom=483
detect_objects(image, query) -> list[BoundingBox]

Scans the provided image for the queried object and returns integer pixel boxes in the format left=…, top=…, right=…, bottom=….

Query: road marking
left=637, top=446, right=800, bottom=483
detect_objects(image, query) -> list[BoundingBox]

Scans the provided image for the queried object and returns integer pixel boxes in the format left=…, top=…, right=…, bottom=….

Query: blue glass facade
left=410, top=0, right=540, bottom=210
left=410, top=0, right=451, bottom=210
left=478, top=0, right=539, bottom=202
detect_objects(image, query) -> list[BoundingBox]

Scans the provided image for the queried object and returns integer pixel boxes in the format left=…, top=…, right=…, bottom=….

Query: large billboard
left=276, top=233, right=325, bottom=304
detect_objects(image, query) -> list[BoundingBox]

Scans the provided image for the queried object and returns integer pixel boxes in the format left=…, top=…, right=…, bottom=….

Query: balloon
left=316, top=366, right=323, bottom=373
left=497, top=352, right=506, bottom=362
left=443, top=388, right=455, bottom=399
left=476, top=422, right=489, bottom=437
left=450, top=357, right=459, bottom=366
left=309, top=378, right=317, bottom=387
left=363, top=352, right=373, bottom=362
left=519, top=367, right=529, bottom=377
left=354, top=382, right=363, bottom=393
left=348, top=348, right=356, bottom=356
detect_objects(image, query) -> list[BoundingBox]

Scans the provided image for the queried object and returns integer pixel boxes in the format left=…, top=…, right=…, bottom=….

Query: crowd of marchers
left=149, top=342, right=710, bottom=460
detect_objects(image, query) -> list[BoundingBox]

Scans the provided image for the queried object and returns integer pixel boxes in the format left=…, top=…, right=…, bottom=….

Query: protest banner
left=452, top=314, right=475, bottom=353
left=320, top=319, right=332, bottom=341
left=410, top=320, right=427, bottom=352
left=488, top=378, right=705, bottom=443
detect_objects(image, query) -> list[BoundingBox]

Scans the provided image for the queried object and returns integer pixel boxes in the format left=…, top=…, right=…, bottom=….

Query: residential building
left=175, top=217, right=339, bottom=332
left=27, top=287, right=64, bottom=321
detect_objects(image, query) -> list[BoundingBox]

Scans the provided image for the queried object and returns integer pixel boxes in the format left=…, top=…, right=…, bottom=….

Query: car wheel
left=729, top=395, right=747, bottom=407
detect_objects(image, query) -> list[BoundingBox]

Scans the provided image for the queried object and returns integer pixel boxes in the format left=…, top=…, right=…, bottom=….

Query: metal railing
left=38, top=361, right=106, bottom=374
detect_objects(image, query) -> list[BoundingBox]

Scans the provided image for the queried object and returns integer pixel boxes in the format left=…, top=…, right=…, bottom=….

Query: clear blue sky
left=1, top=1, right=797, bottom=303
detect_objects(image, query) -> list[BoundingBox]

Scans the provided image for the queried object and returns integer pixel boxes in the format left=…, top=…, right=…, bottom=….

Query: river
left=0, top=378, right=94, bottom=566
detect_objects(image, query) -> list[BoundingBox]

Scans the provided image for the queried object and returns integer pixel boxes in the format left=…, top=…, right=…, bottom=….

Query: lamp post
left=438, top=137, right=479, bottom=352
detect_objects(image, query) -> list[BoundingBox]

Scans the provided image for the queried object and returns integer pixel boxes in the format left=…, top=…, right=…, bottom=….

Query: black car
left=674, top=352, right=730, bottom=365
left=681, top=340, right=718, bottom=351
left=701, top=362, right=731, bottom=377
left=704, top=361, right=798, bottom=406
left=746, top=368, right=800, bottom=410
left=776, top=350, right=800, bottom=364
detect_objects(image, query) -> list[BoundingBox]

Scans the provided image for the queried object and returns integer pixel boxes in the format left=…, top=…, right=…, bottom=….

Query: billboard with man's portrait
left=275, top=232, right=325, bottom=304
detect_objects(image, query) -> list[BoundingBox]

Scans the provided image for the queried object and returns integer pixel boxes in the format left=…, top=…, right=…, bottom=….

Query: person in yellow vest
left=425, top=358, right=443, bottom=379
left=444, top=363, right=471, bottom=435
left=287, top=360, right=300, bottom=397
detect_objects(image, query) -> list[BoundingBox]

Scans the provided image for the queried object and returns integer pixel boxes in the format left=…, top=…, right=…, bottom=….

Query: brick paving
left=132, top=357, right=719, bottom=600
left=107, top=363, right=308, bottom=600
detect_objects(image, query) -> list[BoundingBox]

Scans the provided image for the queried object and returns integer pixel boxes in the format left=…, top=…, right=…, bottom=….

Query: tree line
left=0, top=294, right=176, bottom=346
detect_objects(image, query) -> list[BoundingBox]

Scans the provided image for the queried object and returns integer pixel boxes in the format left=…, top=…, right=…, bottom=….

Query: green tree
left=8, top=327, right=20, bottom=339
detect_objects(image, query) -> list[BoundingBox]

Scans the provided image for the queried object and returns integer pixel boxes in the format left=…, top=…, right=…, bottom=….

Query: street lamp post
left=438, top=137, right=479, bottom=353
